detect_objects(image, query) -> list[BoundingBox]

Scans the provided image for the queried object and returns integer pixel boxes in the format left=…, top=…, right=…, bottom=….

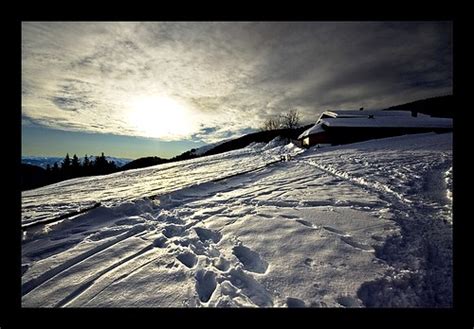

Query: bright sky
left=21, top=22, right=452, bottom=159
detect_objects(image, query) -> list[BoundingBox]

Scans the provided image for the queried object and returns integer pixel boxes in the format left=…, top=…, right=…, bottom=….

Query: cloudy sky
left=22, top=22, right=452, bottom=158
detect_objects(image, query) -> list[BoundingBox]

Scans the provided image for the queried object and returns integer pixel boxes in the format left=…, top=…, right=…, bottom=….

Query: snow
left=21, top=141, right=304, bottom=226
left=298, top=110, right=452, bottom=140
left=298, top=123, right=326, bottom=139
left=21, top=132, right=452, bottom=307
left=321, top=116, right=452, bottom=129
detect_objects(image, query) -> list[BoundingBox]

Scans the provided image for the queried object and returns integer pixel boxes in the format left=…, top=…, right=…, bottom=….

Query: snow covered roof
left=298, top=123, right=326, bottom=139
left=320, top=110, right=427, bottom=119
left=299, top=112, right=452, bottom=139
left=321, top=116, right=453, bottom=129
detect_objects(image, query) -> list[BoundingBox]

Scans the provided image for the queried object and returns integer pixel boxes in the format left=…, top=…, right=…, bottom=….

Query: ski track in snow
left=21, top=133, right=453, bottom=307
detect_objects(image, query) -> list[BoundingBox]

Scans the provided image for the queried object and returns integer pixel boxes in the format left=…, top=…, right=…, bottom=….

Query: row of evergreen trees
left=44, top=153, right=118, bottom=184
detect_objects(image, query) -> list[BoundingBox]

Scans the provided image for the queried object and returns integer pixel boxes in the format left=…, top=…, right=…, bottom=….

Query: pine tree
left=83, top=154, right=90, bottom=167
left=71, top=154, right=79, bottom=166
left=71, top=154, right=80, bottom=177
left=94, top=152, right=107, bottom=174
left=61, top=153, right=71, bottom=170
left=61, top=153, right=71, bottom=179
left=83, top=155, right=90, bottom=176
left=89, top=156, right=96, bottom=174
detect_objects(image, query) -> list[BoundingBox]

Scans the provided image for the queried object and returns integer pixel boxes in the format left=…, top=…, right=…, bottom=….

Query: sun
left=126, top=95, right=195, bottom=139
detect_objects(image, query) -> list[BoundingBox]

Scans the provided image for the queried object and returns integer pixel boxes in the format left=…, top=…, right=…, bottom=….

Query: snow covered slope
left=21, top=133, right=452, bottom=307
left=21, top=140, right=300, bottom=226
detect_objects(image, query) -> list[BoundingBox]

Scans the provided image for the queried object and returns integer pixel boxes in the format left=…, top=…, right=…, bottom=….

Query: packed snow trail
left=21, top=133, right=452, bottom=307
left=295, top=134, right=453, bottom=306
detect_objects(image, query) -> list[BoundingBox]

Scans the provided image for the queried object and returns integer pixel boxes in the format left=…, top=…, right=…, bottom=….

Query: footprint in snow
left=213, top=256, right=231, bottom=272
left=195, top=269, right=217, bottom=303
left=162, top=224, right=185, bottom=238
left=286, top=297, right=306, bottom=308
left=232, top=245, right=268, bottom=274
left=226, top=268, right=273, bottom=307
left=152, top=236, right=168, bottom=248
left=176, top=251, right=197, bottom=268
left=336, top=295, right=361, bottom=307
left=194, top=227, right=222, bottom=244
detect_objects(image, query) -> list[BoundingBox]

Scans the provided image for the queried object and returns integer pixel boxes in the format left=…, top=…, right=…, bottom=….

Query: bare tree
left=281, top=109, right=300, bottom=129
left=262, top=117, right=281, bottom=131
left=262, top=109, right=300, bottom=131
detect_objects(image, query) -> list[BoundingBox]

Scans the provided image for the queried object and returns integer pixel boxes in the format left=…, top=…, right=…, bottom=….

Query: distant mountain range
left=21, top=156, right=133, bottom=169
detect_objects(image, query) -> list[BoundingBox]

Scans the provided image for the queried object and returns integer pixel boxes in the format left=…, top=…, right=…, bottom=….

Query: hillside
left=202, top=126, right=312, bottom=156
left=115, top=126, right=312, bottom=172
left=21, top=164, right=48, bottom=191
left=120, top=156, right=169, bottom=171
left=383, top=95, right=453, bottom=117
left=21, top=132, right=452, bottom=307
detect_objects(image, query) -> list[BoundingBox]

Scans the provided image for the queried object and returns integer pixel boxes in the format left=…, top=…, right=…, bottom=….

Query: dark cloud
left=51, top=96, right=80, bottom=112
left=22, top=22, right=452, bottom=143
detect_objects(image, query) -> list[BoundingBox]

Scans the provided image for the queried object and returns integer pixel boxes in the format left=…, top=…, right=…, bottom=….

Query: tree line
left=44, top=152, right=118, bottom=185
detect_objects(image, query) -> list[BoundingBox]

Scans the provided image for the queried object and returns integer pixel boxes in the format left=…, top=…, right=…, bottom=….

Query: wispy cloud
left=22, top=22, right=452, bottom=143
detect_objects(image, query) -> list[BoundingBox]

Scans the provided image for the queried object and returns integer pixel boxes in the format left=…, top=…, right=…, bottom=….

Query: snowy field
left=21, top=133, right=452, bottom=307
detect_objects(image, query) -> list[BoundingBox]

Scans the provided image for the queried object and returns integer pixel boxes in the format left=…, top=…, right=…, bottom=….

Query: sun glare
left=127, top=95, right=195, bottom=139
